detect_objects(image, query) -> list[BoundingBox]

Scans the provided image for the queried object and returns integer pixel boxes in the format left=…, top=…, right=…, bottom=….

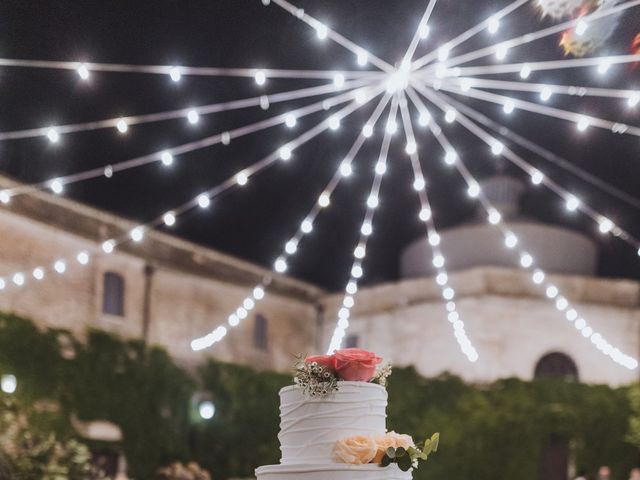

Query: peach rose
left=333, top=435, right=377, bottom=464
left=305, top=354, right=336, bottom=372
left=334, top=348, right=382, bottom=381
left=372, top=431, right=415, bottom=463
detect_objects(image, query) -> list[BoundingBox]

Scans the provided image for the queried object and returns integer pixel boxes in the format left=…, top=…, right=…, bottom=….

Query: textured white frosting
left=256, top=463, right=412, bottom=480
left=278, top=382, right=387, bottom=465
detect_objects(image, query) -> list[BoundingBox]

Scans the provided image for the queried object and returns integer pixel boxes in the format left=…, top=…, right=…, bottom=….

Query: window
left=345, top=334, right=359, bottom=348
left=534, top=352, right=578, bottom=382
left=102, top=272, right=124, bottom=316
left=253, top=314, right=268, bottom=350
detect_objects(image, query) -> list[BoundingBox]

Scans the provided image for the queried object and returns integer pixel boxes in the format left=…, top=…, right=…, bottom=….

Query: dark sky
left=0, top=0, right=638, bottom=290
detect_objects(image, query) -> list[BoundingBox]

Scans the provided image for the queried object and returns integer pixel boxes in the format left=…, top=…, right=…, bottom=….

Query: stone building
left=1, top=173, right=639, bottom=385
left=0, top=174, right=321, bottom=372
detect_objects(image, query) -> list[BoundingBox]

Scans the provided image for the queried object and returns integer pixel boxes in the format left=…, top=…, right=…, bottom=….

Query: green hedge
left=0, top=313, right=638, bottom=479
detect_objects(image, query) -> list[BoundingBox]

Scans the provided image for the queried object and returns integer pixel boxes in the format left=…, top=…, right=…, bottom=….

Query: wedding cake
left=255, top=348, right=438, bottom=480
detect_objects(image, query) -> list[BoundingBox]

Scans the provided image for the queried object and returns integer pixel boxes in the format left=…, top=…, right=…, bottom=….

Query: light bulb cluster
left=416, top=92, right=638, bottom=370
left=0, top=251, right=91, bottom=293
left=2, top=89, right=380, bottom=301
left=191, top=91, right=392, bottom=351
left=398, top=93, right=479, bottom=363
left=1, top=0, right=639, bottom=367
left=413, top=83, right=640, bottom=261
left=191, top=284, right=266, bottom=351
left=326, top=97, right=398, bottom=354
left=1, top=82, right=372, bottom=202
left=496, top=219, right=638, bottom=370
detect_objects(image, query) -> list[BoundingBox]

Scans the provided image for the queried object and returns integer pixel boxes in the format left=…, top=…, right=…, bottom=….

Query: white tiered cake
left=255, top=381, right=412, bottom=480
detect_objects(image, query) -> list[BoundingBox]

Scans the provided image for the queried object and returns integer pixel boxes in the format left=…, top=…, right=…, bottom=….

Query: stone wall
left=321, top=268, right=640, bottom=385
left=0, top=207, right=318, bottom=372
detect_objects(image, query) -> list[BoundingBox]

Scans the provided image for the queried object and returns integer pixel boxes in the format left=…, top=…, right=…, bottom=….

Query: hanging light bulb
left=163, top=211, right=176, bottom=226
left=285, top=113, right=297, bottom=128
left=46, top=127, right=60, bottom=143
left=197, top=194, right=211, bottom=209
left=187, top=110, right=200, bottom=125
left=169, top=66, right=182, bottom=82
left=487, top=16, right=500, bottom=34
left=565, top=195, right=580, bottom=212
left=77, top=63, right=90, bottom=80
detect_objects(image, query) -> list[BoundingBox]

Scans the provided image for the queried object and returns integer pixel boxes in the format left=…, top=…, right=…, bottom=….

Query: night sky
left=0, top=0, right=638, bottom=290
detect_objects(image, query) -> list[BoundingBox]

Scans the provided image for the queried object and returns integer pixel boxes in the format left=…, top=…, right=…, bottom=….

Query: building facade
left=1, top=173, right=639, bottom=385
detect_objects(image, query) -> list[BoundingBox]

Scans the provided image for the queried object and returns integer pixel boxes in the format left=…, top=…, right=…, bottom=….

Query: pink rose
left=334, top=348, right=382, bottom=382
left=305, top=354, right=336, bottom=372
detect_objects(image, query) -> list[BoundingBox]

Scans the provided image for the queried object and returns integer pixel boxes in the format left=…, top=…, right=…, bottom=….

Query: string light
left=487, top=16, right=500, bottom=34
left=163, top=211, right=176, bottom=226
left=50, top=179, right=64, bottom=195
left=410, top=84, right=638, bottom=369
left=130, top=227, right=145, bottom=242
left=519, top=64, right=531, bottom=79
left=77, top=251, right=90, bottom=265
left=77, top=63, right=90, bottom=80
left=187, top=110, right=200, bottom=124
left=160, top=151, right=174, bottom=166
left=101, top=240, right=115, bottom=254
left=419, top=24, right=430, bottom=39
left=254, top=70, right=267, bottom=85
left=495, top=44, right=508, bottom=60
left=565, top=195, right=580, bottom=212
left=279, top=145, right=293, bottom=160
left=236, top=171, right=249, bottom=186
left=33, top=268, right=44, bottom=280
left=285, top=113, right=297, bottom=128
left=116, top=118, right=129, bottom=133
left=576, top=116, right=590, bottom=131
left=197, top=194, right=211, bottom=209
left=4, top=0, right=640, bottom=366
left=46, top=127, right=60, bottom=143
left=169, top=66, right=182, bottom=82
left=443, top=108, right=457, bottom=123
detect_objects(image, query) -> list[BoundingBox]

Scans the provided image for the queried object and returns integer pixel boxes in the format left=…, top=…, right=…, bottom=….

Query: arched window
left=534, top=352, right=578, bottom=381
left=102, top=272, right=125, bottom=317
left=253, top=314, right=268, bottom=350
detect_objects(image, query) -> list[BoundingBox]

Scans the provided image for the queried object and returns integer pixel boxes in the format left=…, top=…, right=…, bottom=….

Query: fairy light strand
left=398, top=93, right=478, bottom=362
left=1, top=86, right=384, bottom=296
left=327, top=95, right=400, bottom=354
left=408, top=87, right=637, bottom=370
left=1, top=81, right=376, bottom=199
left=191, top=90, right=393, bottom=350
left=416, top=84, right=640, bottom=255
left=441, top=96, right=640, bottom=212
left=0, top=77, right=372, bottom=142
left=411, top=0, right=529, bottom=70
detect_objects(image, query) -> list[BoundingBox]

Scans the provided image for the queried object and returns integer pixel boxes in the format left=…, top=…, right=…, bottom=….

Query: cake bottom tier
left=255, top=463, right=412, bottom=480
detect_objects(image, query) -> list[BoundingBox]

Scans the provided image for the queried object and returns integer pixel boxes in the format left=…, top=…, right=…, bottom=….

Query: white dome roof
left=400, top=175, right=598, bottom=278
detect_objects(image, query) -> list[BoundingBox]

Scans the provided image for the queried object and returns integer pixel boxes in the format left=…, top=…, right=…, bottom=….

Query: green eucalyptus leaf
left=381, top=455, right=392, bottom=467
left=386, top=446, right=396, bottom=459
left=398, top=454, right=412, bottom=471
left=396, top=446, right=406, bottom=457
left=430, top=433, right=440, bottom=452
